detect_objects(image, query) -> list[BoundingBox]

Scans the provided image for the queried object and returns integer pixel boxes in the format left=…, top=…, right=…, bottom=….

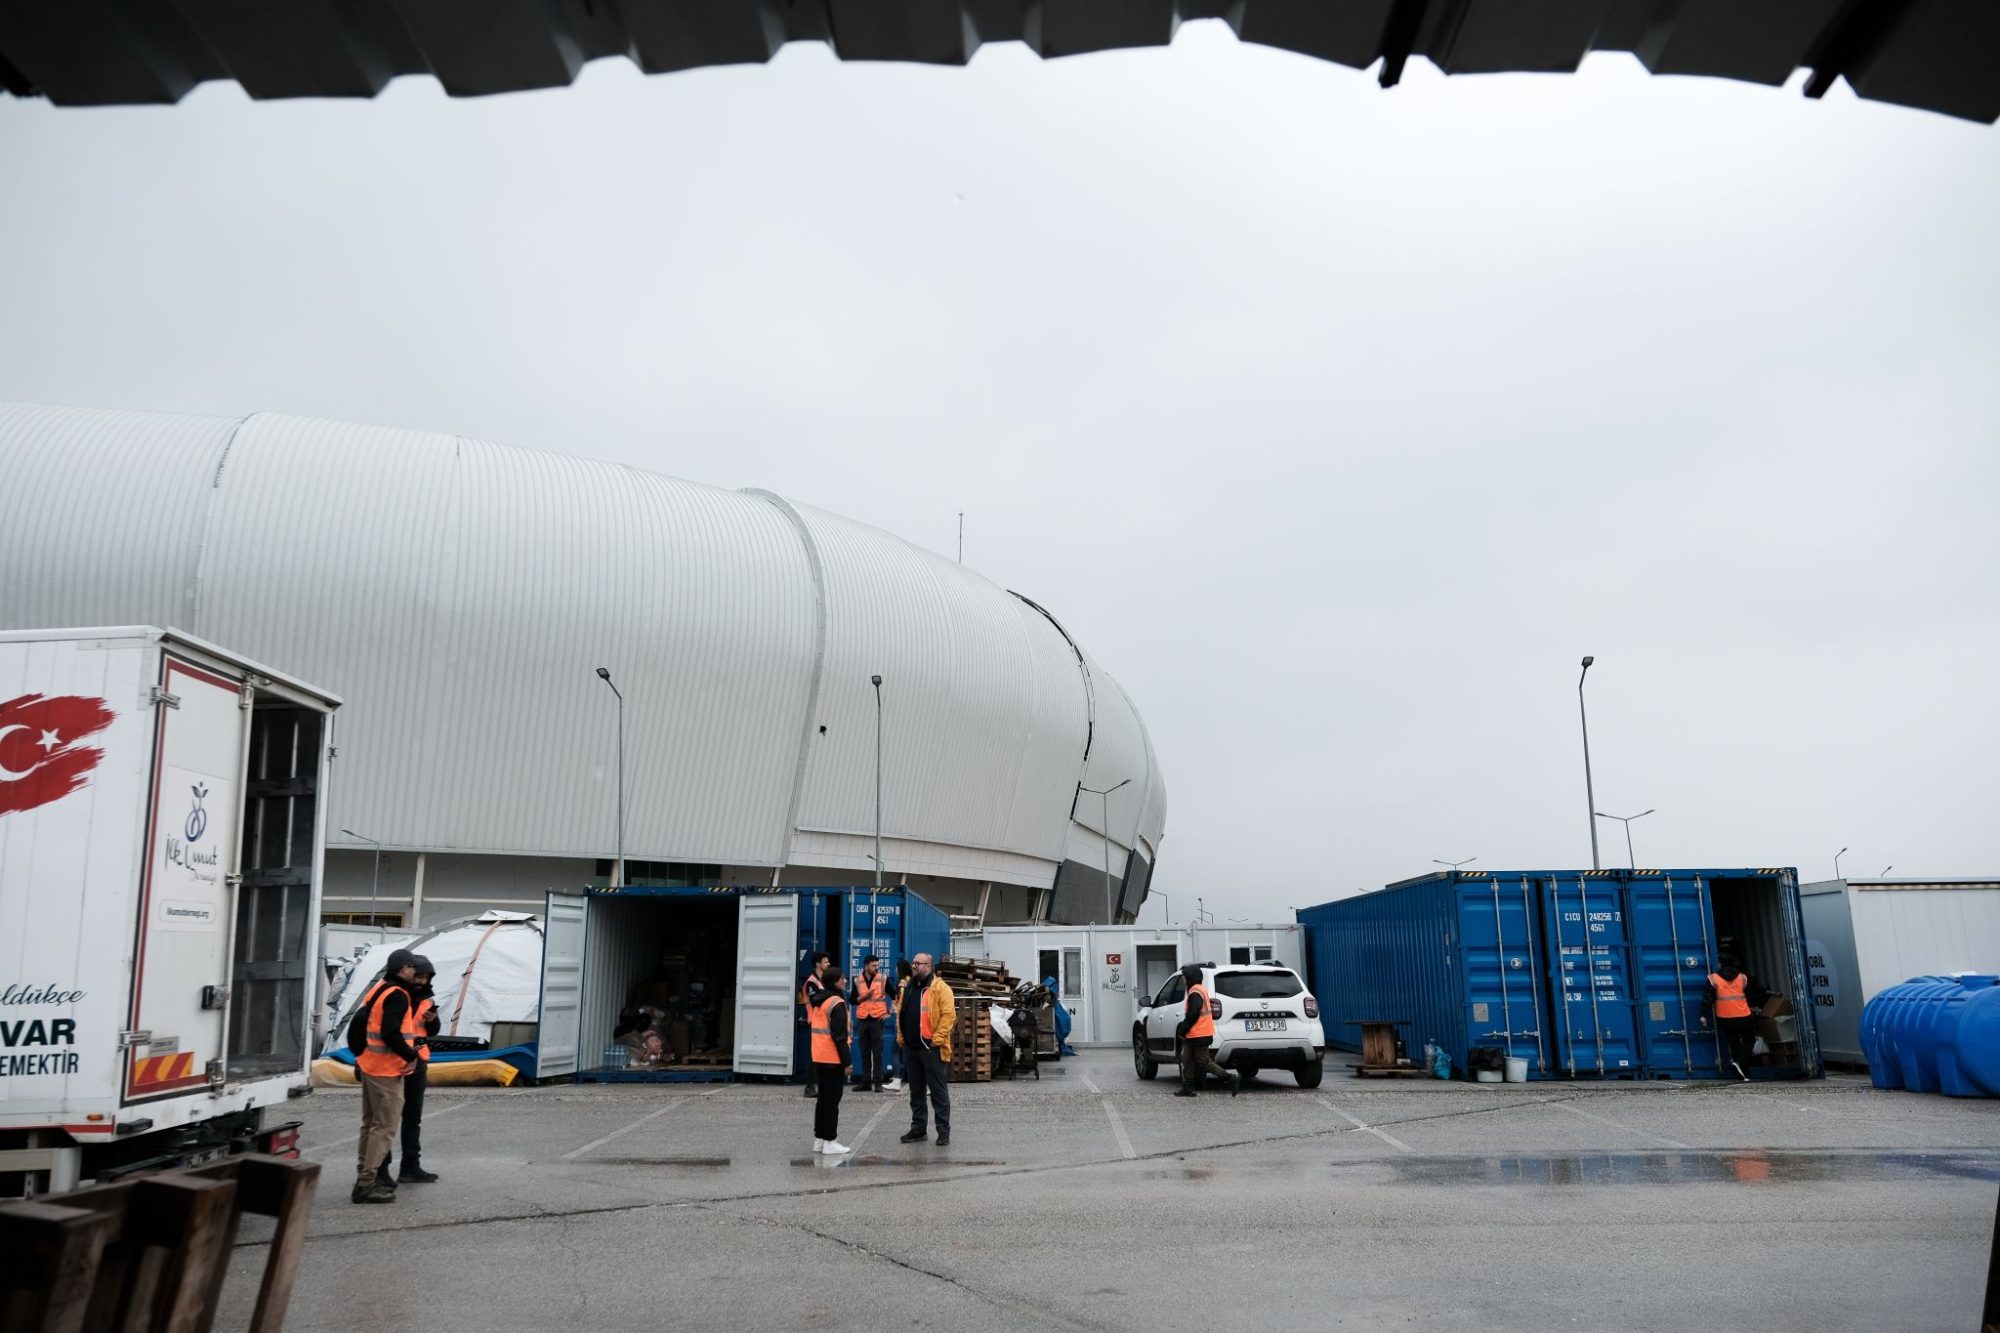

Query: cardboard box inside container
left=1760, top=994, right=1794, bottom=1019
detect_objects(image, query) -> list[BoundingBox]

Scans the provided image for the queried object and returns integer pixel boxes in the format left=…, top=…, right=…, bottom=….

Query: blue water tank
left=1859, top=975, right=2000, bottom=1097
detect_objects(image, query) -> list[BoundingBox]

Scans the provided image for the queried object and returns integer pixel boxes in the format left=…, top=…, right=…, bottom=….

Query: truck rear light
left=261, top=1123, right=302, bottom=1159
left=1210, top=998, right=1222, bottom=1020
left=1304, top=996, right=1319, bottom=1019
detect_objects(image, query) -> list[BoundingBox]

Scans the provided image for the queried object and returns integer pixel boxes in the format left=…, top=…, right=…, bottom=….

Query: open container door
left=535, top=891, right=587, bottom=1079
left=735, top=893, right=800, bottom=1078
left=1626, top=873, right=1722, bottom=1078
left=125, top=652, right=252, bottom=1103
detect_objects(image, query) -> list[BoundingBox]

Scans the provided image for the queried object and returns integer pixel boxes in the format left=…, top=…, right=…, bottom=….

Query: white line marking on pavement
left=1551, top=1099, right=1693, bottom=1150
left=1102, top=1100, right=1136, bottom=1159
left=301, top=1100, right=473, bottom=1156
left=1315, top=1098, right=1414, bottom=1153
left=561, top=1099, right=685, bottom=1161
left=1079, top=1072, right=1101, bottom=1094
left=849, top=1099, right=896, bottom=1153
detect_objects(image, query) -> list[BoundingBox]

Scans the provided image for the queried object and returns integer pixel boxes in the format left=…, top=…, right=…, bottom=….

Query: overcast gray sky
left=3, top=25, right=1995, bottom=919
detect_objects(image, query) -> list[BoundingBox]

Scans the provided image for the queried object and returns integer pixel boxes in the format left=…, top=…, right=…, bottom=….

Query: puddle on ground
left=586, top=1156, right=733, bottom=1168
left=1346, top=1151, right=2000, bottom=1187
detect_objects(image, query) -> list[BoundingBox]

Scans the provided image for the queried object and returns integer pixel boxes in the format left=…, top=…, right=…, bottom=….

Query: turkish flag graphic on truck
left=0, top=693, right=116, bottom=817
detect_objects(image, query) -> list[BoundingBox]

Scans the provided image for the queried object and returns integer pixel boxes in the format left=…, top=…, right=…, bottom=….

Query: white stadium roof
left=0, top=401, right=1164, bottom=914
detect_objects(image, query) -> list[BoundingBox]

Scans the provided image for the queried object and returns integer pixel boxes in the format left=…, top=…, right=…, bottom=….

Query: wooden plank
left=0, top=1200, right=118, bottom=1333
left=124, top=1176, right=240, bottom=1333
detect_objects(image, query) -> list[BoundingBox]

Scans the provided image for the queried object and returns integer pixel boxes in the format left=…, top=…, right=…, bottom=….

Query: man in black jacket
left=379, top=955, right=441, bottom=1185
left=350, top=948, right=421, bottom=1204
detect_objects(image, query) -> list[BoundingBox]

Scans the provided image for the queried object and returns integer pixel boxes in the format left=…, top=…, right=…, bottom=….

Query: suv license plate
left=1244, top=1017, right=1287, bottom=1032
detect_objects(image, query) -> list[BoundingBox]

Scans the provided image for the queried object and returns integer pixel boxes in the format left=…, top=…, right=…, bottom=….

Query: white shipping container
left=1799, top=877, right=2000, bottom=1067
left=956, top=922, right=1305, bottom=1046
left=0, top=627, right=338, bottom=1193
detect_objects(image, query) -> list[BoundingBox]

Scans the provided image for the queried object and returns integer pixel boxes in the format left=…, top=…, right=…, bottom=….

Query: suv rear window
left=1214, top=970, right=1303, bottom=999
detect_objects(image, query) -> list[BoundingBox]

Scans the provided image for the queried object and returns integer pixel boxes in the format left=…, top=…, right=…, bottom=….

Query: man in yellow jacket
left=895, top=953, right=957, bottom=1146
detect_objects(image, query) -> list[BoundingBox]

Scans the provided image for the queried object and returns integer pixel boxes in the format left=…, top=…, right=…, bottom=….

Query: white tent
left=325, top=911, right=545, bottom=1052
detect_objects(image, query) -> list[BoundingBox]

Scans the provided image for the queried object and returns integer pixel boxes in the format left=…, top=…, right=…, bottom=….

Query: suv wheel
left=1294, top=1054, right=1324, bottom=1090
left=1133, top=1029, right=1158, bottom=1081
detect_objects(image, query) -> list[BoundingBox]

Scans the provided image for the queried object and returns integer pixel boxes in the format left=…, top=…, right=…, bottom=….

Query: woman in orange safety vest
left=810, top=968, right=853, bottom=1156
left=1705, top=956, right=1756, bottom=1083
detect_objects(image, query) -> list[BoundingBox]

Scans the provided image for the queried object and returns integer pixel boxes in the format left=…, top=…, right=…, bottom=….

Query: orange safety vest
left=357, top=982, right=420, bottom=1077
left=854, top=973, right=888, bottom=1020
left=1185, top=982, right=1217, bottom=1041
left=1710, top=972, right=1751, bottom=1019
left=809, top=993, right=847, bottom=1065
left=414, top=996, right=436, bottom=1063
left=801, top=975, right=823, bottom=1007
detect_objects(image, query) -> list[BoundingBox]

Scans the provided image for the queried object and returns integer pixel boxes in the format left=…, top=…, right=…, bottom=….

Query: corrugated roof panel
left=790, top=500, right=1093, bottom=866
left=0, top=402, right=1165, bottom=894
left=2, top=1, right=1995, bottom=121
left=0, top=401, right=239, bottom=630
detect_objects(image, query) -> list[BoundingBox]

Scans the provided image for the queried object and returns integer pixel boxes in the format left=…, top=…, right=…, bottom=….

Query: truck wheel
left=1294, top=1055, right=1324, bottom=1089
left=1133, top=1030, right=1158, bottom=1081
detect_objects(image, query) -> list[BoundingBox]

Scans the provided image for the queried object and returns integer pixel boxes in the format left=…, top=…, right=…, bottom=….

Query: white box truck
left=0, top=627, right=339, bottom=1195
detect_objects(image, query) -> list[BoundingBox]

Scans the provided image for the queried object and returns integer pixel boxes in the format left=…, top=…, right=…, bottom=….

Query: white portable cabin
left=956, top=922, right=1305, bottom=1046
left=1799, top=877, right=2000, bottom=1067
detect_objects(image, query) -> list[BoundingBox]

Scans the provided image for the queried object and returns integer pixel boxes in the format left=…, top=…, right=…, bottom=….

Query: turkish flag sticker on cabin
left=0, top=694, right=116, bottom=817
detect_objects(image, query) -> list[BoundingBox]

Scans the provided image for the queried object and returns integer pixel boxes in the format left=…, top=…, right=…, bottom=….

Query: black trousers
left=1718, top=1016, right=1757, bottom=1073
left=856, top=1018, right=886, bottom=1088
left=906, top=1043, right=950, bottom=1135
left=813, top=1062, right=845, bottom=1141
left=378, top=1061, right=427, bottom=1176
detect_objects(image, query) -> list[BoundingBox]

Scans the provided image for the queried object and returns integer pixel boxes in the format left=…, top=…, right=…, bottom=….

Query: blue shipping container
left=1300, top=868, right=1821, bottom=1082
left=840, top=886, right=951, bottom=1082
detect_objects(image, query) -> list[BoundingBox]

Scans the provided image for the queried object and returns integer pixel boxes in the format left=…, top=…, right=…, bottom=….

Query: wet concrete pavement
left=222, top=1052, right=2000, bottom=1331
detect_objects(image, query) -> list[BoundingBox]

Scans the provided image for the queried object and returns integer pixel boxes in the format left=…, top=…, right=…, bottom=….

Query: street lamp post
left=871, top=676, right=884, bottom=891
left=1594, top=809, right=1655, bottom=870
left=1433, top=857, right=1478, bottom=874
left=1080, top=778, right=1132, bottom=916
left=595, top=668, right=624, bottom=889
left=341, top=829, right=382, bottom=926
left=1835, top=847, right=1849, bottom=880
left=870, top=674, right=884, bottom=973
left=1578, top=656, right=1600, bottom=870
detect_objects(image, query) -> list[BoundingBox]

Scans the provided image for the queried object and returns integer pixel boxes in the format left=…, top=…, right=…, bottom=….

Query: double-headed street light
left=1080, top=778, right=1132, bottom=912
left=1594, top=809, right=1655, bottom=870
left=1433, top=857, right=1478, bottom=874
left=341, top=828, right=383, bottom=925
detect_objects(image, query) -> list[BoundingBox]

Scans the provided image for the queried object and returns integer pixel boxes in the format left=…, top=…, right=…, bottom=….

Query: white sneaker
left=884, top=1079, right=903, bottom=1092
left=812, top=1139, right=826, bottom=1154
left=822, top=1140, right=853, bottom=1155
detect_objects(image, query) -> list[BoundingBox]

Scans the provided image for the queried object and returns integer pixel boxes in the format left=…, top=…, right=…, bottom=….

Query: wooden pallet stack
left=938, top=956, right=1015, bottom=1082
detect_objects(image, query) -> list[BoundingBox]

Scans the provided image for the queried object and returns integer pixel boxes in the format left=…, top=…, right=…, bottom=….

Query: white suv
left=1133, top=964, right=1326, bottom=1089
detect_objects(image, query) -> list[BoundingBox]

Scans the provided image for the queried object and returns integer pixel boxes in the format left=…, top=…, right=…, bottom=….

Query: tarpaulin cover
left=326, top=911, right=544, bottom=1052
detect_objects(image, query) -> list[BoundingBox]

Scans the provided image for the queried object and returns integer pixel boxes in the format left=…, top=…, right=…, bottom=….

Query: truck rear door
left=125, top=654, right=249, bottom=1103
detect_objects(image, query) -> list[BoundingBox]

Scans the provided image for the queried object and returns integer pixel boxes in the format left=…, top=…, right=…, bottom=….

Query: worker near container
left=1175, top=963, right=1239, bottom=1099
left=800, top=950, right=830, bottom=1099
left=378, top=955, right=441, bottom=1185
left=811, top=967, right=853, bottom=1155
left=896, top=952, right=957, bottom=1146
left=348, top=948, right=422, bottom=1204
left=851, top=954, right=891, bottom=1093
left=883, top=959, right=913, bottom=1093
left=1703, top=955, right=1756, bottom=1082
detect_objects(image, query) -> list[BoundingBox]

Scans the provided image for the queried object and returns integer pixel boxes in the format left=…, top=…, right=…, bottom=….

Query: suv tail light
left=1304, top=996, right=1319, bottom=1019
left=1210, top=998, right=1222, bottom=1020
